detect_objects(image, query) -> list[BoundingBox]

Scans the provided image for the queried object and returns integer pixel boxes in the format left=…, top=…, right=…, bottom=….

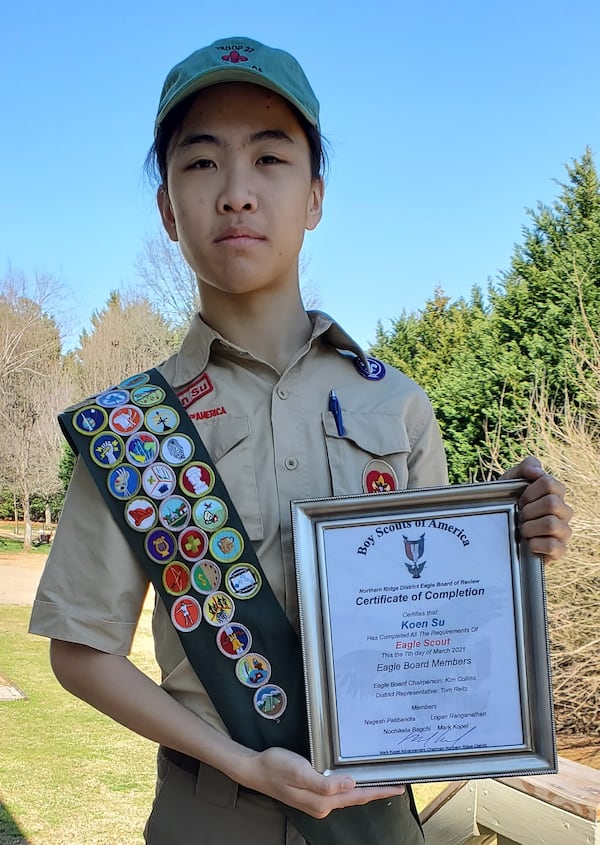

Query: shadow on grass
left=0, top=800, right=29, bottom=843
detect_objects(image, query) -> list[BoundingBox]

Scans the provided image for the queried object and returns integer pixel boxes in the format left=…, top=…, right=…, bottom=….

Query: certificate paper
left=292, top=482, right=556, bottom=784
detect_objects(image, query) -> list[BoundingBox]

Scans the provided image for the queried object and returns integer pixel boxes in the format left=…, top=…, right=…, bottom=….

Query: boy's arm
left=50, top=640, right=405, bottom=819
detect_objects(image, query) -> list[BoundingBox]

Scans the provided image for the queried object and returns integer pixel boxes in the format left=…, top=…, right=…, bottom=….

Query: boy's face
left=158, top=82, right=323, bottom=300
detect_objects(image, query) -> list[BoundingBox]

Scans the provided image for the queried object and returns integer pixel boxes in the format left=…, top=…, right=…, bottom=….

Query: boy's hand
left=240, top=746, right=405, bottom=819
left=501, top=457, right=573, bottom=560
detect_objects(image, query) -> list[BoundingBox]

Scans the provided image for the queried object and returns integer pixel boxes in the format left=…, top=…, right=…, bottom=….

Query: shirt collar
left=169, top=310, right=369, bottom=390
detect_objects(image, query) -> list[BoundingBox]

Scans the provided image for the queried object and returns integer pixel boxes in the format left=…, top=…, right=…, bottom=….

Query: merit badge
left=362, top=459, right=399, bottom=494
left=216, top=623, right=252, bottom=659
left=145, top=528, right=177, bottom=564
left=126, top=432, right=159, bottom=466
left=171, top=595, right=202, bottom=632
left=130, top=384, right=166, bottom=407
left=125, top=498, right=157, bottom=531
left=162, top=561, right=191, bottom=596
left=192, top=497, right=228, bottom=532
left=179, top=462, right=215, bottom=497
left=145, top=406, right=180, bottom=435
left=73, top=406, right=107, bottom=435
left=96, top=388, right=130, bottom=408
left=109, top=404, right=144, bottom=435
left=209, top=528, right=243, bottom=564
left=203, top=591, right=235, bottom=626
left=119, top=373, right=150, bottom=390
left=158, top=495, right=191, bottom=532
left=191, top=560, right=222, bottom=594
left=160, top=434, right=194, bottom=466
left=178, top=527, right=209, bottom=562
left=90, top=432, right=124, bottom=467
left=353, top=356, right=386, bottom=381
left=225, top=564, right=262, bottom=600
left=235, top=653, right=271, bottom=688
left=107, top=464, right=141, bottom=500
left=142, top=463, right=177, bottom=500
left=254, top=684, right=287, bottom=720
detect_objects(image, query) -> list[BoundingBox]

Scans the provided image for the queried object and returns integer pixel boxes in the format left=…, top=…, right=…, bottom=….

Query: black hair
left=144, top=90, right=329, bottom=187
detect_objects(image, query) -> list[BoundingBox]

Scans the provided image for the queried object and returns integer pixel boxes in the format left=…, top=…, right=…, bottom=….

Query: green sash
left=59, top=368, right=423, bottom=845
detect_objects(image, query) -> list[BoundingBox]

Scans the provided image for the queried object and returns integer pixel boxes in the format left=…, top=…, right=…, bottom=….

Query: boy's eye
left=257, top=154, right=281, bottom=165
left=188, top=158, right=215, bottom=170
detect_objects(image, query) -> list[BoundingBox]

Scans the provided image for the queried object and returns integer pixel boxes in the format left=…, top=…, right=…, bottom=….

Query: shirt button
left=284, top=457, right=298, bottom=471
left=277, top=387, right=289, bottom=400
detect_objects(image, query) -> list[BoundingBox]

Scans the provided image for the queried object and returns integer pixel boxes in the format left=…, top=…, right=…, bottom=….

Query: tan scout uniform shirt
left=30, top=311, right=448, bottom=735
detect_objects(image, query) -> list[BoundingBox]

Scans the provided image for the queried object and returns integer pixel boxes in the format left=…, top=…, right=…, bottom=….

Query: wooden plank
left=496, top=756, right=600, bottom=823
left=476, top=779, right=598, bottom=844
left=422, top=782, right=479, bottom=845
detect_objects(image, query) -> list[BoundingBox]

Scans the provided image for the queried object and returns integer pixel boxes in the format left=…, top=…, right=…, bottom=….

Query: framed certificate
left=291, top=480, right=556, bottom=784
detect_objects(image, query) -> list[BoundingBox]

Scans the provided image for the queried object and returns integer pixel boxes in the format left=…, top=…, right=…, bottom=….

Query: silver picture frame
left=291, top=480, right=556, bottom=785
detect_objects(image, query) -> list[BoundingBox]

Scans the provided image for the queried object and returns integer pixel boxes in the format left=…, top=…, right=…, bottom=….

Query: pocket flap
left=203, top=416, right=252, bottom=463
left=323, top=412, right=410, bottom=456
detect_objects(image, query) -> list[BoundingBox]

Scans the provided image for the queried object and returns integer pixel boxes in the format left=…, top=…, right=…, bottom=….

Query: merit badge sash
left=59, top=369, right=423, bottom=845
left=59, top=369, right=308, bottom=756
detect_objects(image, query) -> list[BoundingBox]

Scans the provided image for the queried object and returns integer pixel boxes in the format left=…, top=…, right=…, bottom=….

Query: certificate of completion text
left=321, top=510, right=524, bottom=762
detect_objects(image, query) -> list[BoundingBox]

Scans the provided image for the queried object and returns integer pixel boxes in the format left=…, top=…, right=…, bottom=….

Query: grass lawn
left=0, top=606, right=159, bottom=844
left=0, top=606, right=446, bottom=843
left=0, top=539, right=50, bottom=556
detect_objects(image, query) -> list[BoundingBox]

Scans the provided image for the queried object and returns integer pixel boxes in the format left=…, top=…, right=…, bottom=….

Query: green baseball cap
left=155, top=37, right=320, bottom=135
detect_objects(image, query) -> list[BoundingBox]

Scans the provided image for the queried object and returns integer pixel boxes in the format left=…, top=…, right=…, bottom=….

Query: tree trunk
left=45, top=500, right=52, bottom=528
left=13, top=489, right=19, bottom=536
left=22, top=493, right=32, bottom=552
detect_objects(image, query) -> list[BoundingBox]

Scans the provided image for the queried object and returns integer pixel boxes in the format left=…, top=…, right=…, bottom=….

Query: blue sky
left=2, top=0, right=599, bottom=349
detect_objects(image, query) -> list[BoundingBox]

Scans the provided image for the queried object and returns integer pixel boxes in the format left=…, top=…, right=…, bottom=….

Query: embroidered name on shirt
left=189, top=406, right=228, bottom=421
left=177, top=373, right=214, bottom=409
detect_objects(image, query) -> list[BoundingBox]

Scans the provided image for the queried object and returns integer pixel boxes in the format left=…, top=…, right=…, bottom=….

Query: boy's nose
left=217, top=173, right=257, bottom=214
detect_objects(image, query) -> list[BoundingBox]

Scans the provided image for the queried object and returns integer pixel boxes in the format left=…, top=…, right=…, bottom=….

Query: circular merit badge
left=225, top=563, right=262, bottom=600
left=235, top=653, right=271, bottom=688
left=130, top=384, right=166, bottom=407
left=96, top=388, right=130, bottom=408
left=145, top=528, right=177, bottom=565
left=107, top=464, right=141, bottom=500
left=171, top=595, right=202, bottom=632
left=125, top=498, right=157, bottom=532
left=162, top=561, right=191, bottom=596
left=160, top=434, right=195, bottom=467
left=179, top=462, right=215, bottom=498
left=158, top=495, right=191, bottom=532
left=109, top=404, right=144, bottom=435
left=126, top=432, right=159, bottom=467
left=253, top=684, right=287, bottom=720
left=145, top=406, right=180, bottom=435
left=192, top=497, right=228, bottom=532
left=353, top=355, right=386, bottom=381
left=73, top=406, right=107, bottom=435
left=178, top=527, right=209, bottom=563
left=190, top=560, right=222, bottom=595
left=142, top=462, right=177, bottom=500
left=90, top=432, right=124, bottom=467
left=203, top=591, right=235, bottom=627
left=119, top=372, right=150, bottom=390
left=209, top=528, right=243, bottom=564
left=216, top=623, right=252, bottom=659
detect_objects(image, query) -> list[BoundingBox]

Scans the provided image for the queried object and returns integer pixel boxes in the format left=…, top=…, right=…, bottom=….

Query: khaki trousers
left=144, top=748, right=305, bottom=845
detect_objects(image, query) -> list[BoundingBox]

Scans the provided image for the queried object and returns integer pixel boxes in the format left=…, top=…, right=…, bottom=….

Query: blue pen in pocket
left=328, top=389, right=346, bottom=436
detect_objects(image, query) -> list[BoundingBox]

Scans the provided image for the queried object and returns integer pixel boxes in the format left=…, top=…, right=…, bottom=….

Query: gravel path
left=0, top=553, right=45, bottom=605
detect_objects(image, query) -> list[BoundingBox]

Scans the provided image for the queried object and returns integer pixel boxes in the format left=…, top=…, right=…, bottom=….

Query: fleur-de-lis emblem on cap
left=403, top=533, right=426, bottom=579
left=222, top=50, right=248, bottom=64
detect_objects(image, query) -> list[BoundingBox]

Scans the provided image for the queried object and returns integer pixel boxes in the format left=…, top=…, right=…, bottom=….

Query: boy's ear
left=305, top=178, right=324, bottom=232
left=157, top=186, right=179, bottom=242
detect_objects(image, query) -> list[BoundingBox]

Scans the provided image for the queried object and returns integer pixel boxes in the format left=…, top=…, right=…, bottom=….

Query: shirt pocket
left=322, top=411, right=411, bottom=496
left=199, top=415, right=264, bottom=542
